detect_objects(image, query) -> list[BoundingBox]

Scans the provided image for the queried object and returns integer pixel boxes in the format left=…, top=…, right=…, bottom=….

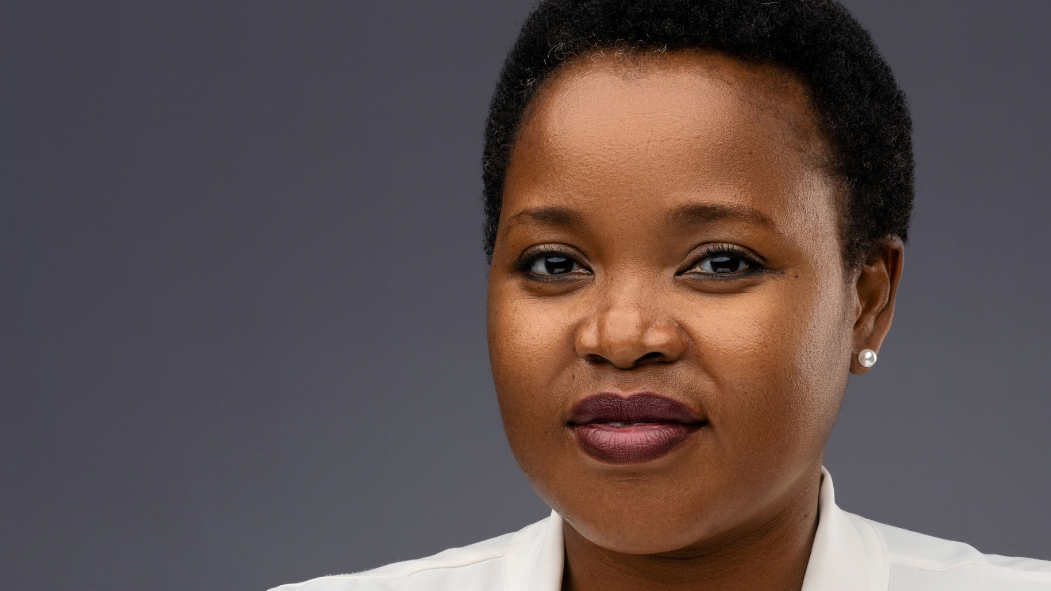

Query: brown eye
left=696, top=254, right=751, bottom=274
left=529, top=255, right=580, bottom=276
left=680, top=243, right=763, bottom=279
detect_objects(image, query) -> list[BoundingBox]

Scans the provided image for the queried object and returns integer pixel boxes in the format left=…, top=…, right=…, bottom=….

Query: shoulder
left=267, top=517, right=551, bottom=591
left=851, top=514, right=1051, bottom=590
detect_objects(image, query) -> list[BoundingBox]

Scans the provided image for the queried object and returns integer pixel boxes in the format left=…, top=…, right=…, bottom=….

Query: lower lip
left=573, top=423, right=700, bottom=464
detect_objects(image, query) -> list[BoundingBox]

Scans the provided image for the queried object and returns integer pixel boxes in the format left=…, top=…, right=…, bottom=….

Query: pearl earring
left=858, top=349, right=877, bottom=368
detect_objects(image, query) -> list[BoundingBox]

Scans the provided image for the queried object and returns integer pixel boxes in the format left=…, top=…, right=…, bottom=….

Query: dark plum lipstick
left=568, top=393, right=705, bottom=464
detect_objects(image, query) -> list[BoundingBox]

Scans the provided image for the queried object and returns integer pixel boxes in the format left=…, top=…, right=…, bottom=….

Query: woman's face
left=487, top=52, right=869, bottom=554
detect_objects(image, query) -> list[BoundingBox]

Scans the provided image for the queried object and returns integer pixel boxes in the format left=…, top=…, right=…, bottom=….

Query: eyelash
left=680, top=243, right=765, bottom=279
left=515, top=246, right=591, bottom=280
left=515, top=243, right=765, bottom=281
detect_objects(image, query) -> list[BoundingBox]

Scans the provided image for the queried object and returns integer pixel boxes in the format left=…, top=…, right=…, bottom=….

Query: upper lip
left=568, top=393, right=705, bottom=426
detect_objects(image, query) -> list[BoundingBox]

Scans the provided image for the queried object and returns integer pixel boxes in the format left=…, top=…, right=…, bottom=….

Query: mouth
left=568, top=393, right=706, bottom=465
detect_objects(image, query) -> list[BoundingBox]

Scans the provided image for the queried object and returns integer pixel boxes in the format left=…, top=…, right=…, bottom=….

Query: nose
left=574, top=284, right=690, bottom=369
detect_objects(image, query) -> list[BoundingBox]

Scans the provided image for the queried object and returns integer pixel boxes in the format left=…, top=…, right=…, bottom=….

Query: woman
left=273, top=0, right=1051, bottom=589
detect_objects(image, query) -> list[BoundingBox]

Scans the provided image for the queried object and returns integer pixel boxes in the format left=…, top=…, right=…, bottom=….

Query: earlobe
left=850, top=237, right=905, bottom=375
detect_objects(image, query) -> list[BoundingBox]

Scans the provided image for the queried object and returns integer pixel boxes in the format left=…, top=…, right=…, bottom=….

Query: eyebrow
left=668, top=203, right=777, bottom=230
left=504, top=206, right=586, bottom=231
left=502, top=202, right=777, bottom=233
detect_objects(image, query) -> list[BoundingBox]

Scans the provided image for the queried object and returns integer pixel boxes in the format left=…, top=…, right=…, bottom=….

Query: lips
left=568, top=393, right=705, bottom=464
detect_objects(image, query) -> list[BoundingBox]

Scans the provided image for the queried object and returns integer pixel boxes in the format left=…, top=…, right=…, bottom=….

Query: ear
left=850, top=237, right=905, bottom=375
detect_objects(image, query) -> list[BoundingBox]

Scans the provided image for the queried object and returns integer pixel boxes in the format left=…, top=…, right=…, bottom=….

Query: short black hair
left=482, top=0, right=913, bottom=269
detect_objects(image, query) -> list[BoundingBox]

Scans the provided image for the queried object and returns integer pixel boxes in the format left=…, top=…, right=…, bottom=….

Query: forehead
left=503, top=51, right=836, bottom=235
left=524, top=50, right=823, bottom=140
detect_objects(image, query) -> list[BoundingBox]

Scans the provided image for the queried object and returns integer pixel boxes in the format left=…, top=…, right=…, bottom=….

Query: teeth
left=605, top=422, right=646, bottom=427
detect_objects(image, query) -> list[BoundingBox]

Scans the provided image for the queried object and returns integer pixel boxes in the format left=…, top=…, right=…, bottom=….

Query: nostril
left=636, top=351, right=667, bottom=365
left=584, top=353, right=608, bottom=364
left=583, top=351, right=668, bottom=368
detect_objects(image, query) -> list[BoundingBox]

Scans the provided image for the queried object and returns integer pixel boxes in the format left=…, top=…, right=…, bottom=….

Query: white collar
left=505, top=467, right=888, bottom=591
left=801, top=467, right=888, bottom=591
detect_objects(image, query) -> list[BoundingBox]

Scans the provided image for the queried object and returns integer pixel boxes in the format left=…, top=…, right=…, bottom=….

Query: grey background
left=1, top=0, right=1048, bottom=589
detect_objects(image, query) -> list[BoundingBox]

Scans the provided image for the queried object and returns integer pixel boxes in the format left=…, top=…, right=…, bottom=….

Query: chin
left=530, top=465, right=734, bottom=555
left=531, top=445, right=815, bottom=556
left=561, top=498, right=728, bottom=555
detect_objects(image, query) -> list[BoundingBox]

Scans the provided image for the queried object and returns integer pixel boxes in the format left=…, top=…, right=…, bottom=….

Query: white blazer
left=271, top=468, right=1051, bottom=590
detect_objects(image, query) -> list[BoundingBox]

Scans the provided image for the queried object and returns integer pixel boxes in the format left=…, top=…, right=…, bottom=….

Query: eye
left=515, top=246, right=591, bottom=280
left=697, top=254, right=750, bottom=274
left=528, top=255, right=582, bottom=276
left=682, top=245, right=763, bottom=278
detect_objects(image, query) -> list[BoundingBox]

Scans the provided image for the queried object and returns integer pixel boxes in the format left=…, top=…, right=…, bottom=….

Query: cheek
left=488, top=291, right=572, bottom=387
left=686, top=277, right=850, bottom=456
left=486, top=285, right=576, bottom=450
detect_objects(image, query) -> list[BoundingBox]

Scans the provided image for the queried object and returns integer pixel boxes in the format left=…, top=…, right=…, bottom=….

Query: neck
left=560, top=472, right=822, bottom=591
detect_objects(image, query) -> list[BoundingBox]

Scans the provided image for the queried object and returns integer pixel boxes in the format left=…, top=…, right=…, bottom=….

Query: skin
left=487, top=51, right=903, bottom=591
